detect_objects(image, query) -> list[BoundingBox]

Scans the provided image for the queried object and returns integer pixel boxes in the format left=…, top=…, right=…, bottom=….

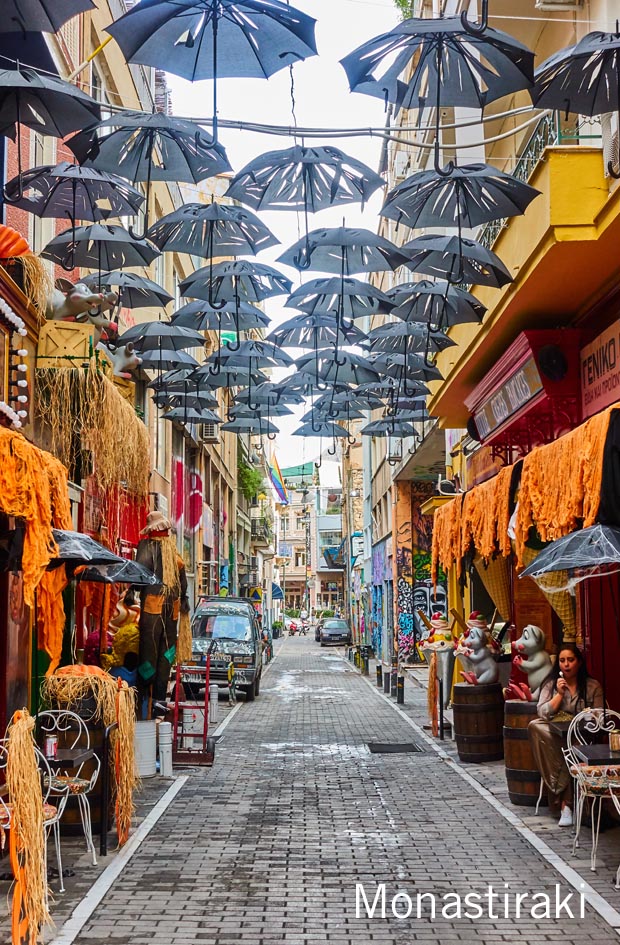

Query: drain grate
left=367, top=742, right=422, bottom=754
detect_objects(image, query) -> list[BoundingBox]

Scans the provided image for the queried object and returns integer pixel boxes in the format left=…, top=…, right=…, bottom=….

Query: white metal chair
left=0, top=736, right=70, bottom=896
left=36, top=710, right=101, bottom=866
left=564, top=707, right=620, bottom=880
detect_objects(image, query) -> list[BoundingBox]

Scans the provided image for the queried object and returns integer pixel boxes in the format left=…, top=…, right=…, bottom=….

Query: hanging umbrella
left=68, top=111, right=231, bottom=236
left=234, top=382, right=304, bottom=406
left=106, top=0, right=317, bottom=140
left=0, top=65, right=101, bottom=199
left=137, top=349, right=200, bottom=371
left=153, top=389, right=219, bottom=409
left=266, top=313, right=367, bottom=349
left=357, top=377, right=429, bottom=397
left=191, top=364, right=268, bottom=389
left=147, top=368, right=197, bottom=390
left=368, top=320, right=456, bottom=354
left=171, top=300, right=268, bottom=332
left=301, top=403, right=365, bottom=422
left=296, top=350, right=381, bottom=387
left=207, top=339, right=293, bottom=367
left=48, top=529, right=126, bottom=567
left=162, top=406, right=222, bottom=423
left=380, top=163, right=540, bottom=232
left=532, top=30, right=620, bottom=178
left=370, top=351, right=443, bottom=382
left=388, top=280, right=486, bottom=329
left=4, top=0, right=94, bottom=32
left=180, top=260, right=292, bottom=304
left=147, top=202, right=279, bottom=257
left=116, top=322, right=206, bottom=352
left=286, top=276, right=393, bottom=319
left=40, top=223, right=160, bottom=273
left=3, top=161, right=144, bottom=222
left=82, top=270, right=173, bottom=309
left=340, top=12, right=533, bottom=173
left=220, top=417, right=279, bottom=435
left=73, top=558, right=158, bottom=586
left=278, top=225, right=405, bottom=274
left=361, top=417, right=418, bottom=437
left=519, top=525, right=620, bottom=581
left=230, top=402, right=293, bottom=418
left=398, top=234, right=513, bottom=288
left=293, top=420, right=349, bottom=438
left=315, top=389, right=385, bottom=412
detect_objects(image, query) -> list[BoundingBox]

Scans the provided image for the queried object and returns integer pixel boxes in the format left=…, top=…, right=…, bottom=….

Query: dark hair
left=547, top=644, right=590, bottom=708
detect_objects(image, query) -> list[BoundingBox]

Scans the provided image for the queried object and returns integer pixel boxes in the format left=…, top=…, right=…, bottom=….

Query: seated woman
left=529, top=643, right=604, bottom=828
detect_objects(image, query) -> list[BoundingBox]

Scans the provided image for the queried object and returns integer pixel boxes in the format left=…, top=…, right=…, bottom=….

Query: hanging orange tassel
left=428, top=652, right=438, bottom=738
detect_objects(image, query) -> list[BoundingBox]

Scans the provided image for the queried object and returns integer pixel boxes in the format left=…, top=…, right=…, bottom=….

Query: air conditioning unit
left=535, top=0, right=581, bottom=9
left=201, top=422, right=220, bottom=443
left=392, top=150, right=410, bottom=183
left=250, top=556, right=259, bottom=570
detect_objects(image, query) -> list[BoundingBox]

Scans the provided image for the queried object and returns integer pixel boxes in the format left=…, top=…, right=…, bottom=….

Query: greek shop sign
left=581, top=322, right=620, bottom=419
left=473, top=357, right=543, bottom=440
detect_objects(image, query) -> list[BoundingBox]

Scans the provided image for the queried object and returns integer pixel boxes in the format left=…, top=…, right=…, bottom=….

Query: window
left=295, top=513, right=307, bottom=531
left=295, top=551, right=306, bottom=568
left=30, top=133, right=56, bottom=255
left=281, top=515, right=289, bottom=534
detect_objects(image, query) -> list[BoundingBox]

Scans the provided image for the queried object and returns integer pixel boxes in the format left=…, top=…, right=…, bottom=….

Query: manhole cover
left=367, top=742, right=421, bottom=753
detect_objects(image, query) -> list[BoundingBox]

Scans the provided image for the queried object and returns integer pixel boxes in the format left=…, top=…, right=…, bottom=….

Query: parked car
left=319, top=619, right=351, bottom=647
left=190, top=597, right=262, bottom=701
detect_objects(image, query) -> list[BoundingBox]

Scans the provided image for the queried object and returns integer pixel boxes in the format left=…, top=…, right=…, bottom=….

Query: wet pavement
left=35, top=635, right=620, bottom=945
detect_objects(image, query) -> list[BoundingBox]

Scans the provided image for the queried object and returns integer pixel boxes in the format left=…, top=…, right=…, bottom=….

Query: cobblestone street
left=42, top=638, right=620, bottom=944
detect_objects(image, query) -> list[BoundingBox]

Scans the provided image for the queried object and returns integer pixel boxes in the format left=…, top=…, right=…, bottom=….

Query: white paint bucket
left=134, top=720, right=157, bottom=778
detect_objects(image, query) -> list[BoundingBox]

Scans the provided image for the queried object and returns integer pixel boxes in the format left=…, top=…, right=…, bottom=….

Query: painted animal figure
left=46, top=279, right=107, bottom=322
left=512, top=624, right=552, bottom=698
left=458, top=625, right=499, bottom=685
left=96, top=341, right=142, bottom=379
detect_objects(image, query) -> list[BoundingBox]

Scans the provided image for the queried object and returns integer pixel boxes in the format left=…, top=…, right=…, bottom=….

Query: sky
left=167, top=0, right=400, bottom=466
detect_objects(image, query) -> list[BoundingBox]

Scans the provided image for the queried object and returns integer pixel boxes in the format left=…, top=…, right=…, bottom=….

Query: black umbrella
left=180, top=260, right=292, bottom=304
left=68, top=111, right=231, bottom=237
left=162, top=406, right=222, bottom=423
left=285, top=276, right=393, bottom=320
left=116, top=321, right=206, bottom=352
left=191, top=364, right=268, bottom=389
left=231, top=402, right=292, bottom=418
left=341, top=12, right=533, bottom=173
left=368, top=320, right=456, bottom=354
left=296, top=350, right=380, bottom=389
left=4, top=161, right=144, bottom=222
left=206, top=339, right=294, bottom=368
left=220, top=417, right=279, bottom=436
left=381, top=163, right=540, bottom=232
left=171, top=300, right=269, bottom=332
left=106, top=0, right=317, bottom=140
left=4, top=0, right=94, bottom=32
left=234, top=381, right=304, bottom=406
left=301, top=403, right=365, bottom=422
left=278, top=225, right=405, bottom=274
left=532, top=30, right=620, bottom=178
left=147, top=368, right=197, bottom=390
left=388, top=280, right=487, bottom=330
left=41, top=223, right=160, bottom=273
left=315, top=389, right=385, bottom=412
left=147, top=202, right=278, bottom=258
left=399, top=234, right=513, bottom=288
left=293, top=420, right=349, bottom=438
left=137, top=349, right=200, bottom=372
left=370, top=351, right=443, bottom=382
left=82, top=270, right=173, bottom=310
left=361, top=417, right=418, bottom=437
left=74, top=559, right=158, bottom=586
left=153, top=389, right=219, bottom=409
left=357, top=378, right=429, bottom=397
left=0, top=65, right=100, bottom=199
left=266, top=313, right=367, bottom=349
left=226, top=144, right=384, bottom=249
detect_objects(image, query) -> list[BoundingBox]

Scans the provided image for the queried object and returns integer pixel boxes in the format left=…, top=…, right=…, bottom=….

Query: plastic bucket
left=134, top=720, right=157, bottom=778
left=158, top=721, right=173, bottom=778
left=209, top=684, right=219, bottom=724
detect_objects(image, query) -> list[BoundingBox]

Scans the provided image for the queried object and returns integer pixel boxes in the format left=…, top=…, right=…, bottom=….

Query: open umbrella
left=49, top=529, right=126, bottom=567
left=171, top=300, right=269, bottom=332
left=266, top=313, right=367, bottom=349
left=147, top=202, right=278, bottom=258
left=137, top=349, right=200, bottom=372
left=286, top=276, right=393, bottom=319
left=74, top=559, right=158, bottom=586
left=370, top=351, right=443, bottom=382
left=368, top=320, right=456, bottom=354
left=278, top=225, right=405, bottom=274
left=340, top=13, right=533, bottom=174
left=361, top=417, right=418, bottom=437
left=293, top=420, right=349, bottom=438
left=181, top=260, right=291, bottom=304
left=41, top=223, right=160, bottom=273
left=153, top=389, right=219, bottom=409
left=220, top=417, right=279, bottom=436
left=234, top=381, right=304, bottom=406
left=296, top=350, right=380, bottom=388
left=162, top=406, right=222, bottom=424
left=399, top=234, right=513, bottom=288
left=116, top=322, right=206, bottom=352
left=68, top=111, right=231, bottom=236
left=4, top=0, right=94, bottom=32
left=82, top=271, right=173, bottom=310
left=106, top=0, right=317, bottom=140
left=388, top=280, right=486, bottom=330
left=519, top=526, right=620, bottom=581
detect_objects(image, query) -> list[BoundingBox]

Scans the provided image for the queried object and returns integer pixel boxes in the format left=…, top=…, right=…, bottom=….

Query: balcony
left=251, top=518, right=272, bottom=546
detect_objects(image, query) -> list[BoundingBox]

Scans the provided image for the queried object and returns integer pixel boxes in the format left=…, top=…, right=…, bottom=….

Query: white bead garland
left=0, top=296, right=28, bottom=428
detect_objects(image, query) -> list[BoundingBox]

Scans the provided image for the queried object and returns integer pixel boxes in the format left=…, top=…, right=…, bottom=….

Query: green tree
left=237, top=458, right=265, bottom=501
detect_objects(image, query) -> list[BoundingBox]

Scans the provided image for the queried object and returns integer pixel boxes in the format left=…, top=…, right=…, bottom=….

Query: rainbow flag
left=268, top=453, right=289, bottom=505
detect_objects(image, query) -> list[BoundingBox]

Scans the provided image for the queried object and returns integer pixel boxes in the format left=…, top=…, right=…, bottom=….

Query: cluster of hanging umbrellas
left=3, top=0, right=620, bottom=452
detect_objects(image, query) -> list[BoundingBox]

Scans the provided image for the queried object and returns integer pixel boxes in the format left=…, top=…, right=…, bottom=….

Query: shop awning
left=272, top=582, right=284, bottom=600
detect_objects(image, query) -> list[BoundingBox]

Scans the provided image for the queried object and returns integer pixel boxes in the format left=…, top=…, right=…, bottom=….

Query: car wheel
left=244, top=684, right=255, bottom=702
left=320, top=642, right=325, bottom=647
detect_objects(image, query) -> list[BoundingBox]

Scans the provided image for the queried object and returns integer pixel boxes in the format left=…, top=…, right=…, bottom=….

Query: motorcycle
left=299, top=620, right=308, bottom=636
left=288, top=621, right=298, bottom=636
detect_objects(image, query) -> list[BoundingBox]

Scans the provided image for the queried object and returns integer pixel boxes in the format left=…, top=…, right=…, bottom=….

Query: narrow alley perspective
left=34, top=637, right=620, bottom=945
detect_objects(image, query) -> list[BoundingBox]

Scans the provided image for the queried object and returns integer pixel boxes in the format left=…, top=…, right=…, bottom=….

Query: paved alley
left=53, top=638, right=618, bottom=945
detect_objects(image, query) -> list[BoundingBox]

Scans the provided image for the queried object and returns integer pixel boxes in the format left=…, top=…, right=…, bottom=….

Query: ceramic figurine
left=420, top=613, right=454, bottom=708
left=511, top=624, right=552, bottom=698
left=456, top=611, right=499, bottom=685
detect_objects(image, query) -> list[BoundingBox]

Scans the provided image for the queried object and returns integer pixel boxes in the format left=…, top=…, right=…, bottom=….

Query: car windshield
left=324, top=620, right=348, bottom=629
left=193, top=613, right=253, bottom=642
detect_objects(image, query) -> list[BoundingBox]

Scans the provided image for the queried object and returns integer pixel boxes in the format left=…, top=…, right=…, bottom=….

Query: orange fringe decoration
left=461, top=464, right=514, bottom=561
left=515, top=405, right=616, bottom=568
left=428, top=652, right=438, bottom=738
left=431, top=495, right=464, bottom=586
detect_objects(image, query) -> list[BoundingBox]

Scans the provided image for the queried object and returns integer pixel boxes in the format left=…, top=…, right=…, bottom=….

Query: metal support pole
left=376, top=665, right=383, bottom=688
left=363, top=653, right=369, bottom=676
left=438, top=678, right=445, bottom=741
left=397, top=675, right=404, bottom=704
left=383, top=669, right=391, bottom=693
left=390, top=667, right=398, bottom=698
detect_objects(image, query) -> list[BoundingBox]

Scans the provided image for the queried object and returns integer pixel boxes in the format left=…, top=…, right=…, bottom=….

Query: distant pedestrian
left=227, top=658, right=237, bottom=707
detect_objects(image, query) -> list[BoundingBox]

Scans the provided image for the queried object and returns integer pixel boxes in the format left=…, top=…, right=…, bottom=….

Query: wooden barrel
left=504, top=700, right=548, bottom=807
left=452, top=682, right=504, bottom=763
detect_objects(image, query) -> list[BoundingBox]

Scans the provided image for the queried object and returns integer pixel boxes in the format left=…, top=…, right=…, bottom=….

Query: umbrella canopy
left=368, top=320, right=456, bottom=354
left=181, top=260, right=292, bottom=303
left=381, top=163, right=540, bottom=231
left=116, top=322, right=206, bottom=352
left=293, top=420, right=349, bottom=438
left=519, top=525, right=620, bottom=581
left=361, top=418, right=418, bottom=437
left=340, top=16, right=534, bottom=113
left=147, top=202, right=278, bottom=257
left=49, top=529, right=126, bottom=567
left=41, top=223, right=160, bottom=271
left=82, top=270, right=173, bottom=309
left=153, top=389, right=219, bottom=409
left=225, top=144, right=384, bottom=212
left=399, top=234, right=513, bottom=288
left=301, top=403, right=365, bottom=422
left=4, top=161, right=144, bottom=221
left=206, top=339, right=294, bottom=367
left=220, top=417, right=279, bottom=434
left=234, top=382, right=304, bottom=405
left=278, top=226, right=405, bottom=274
left=162, top=406, right=222, bottom=423
left=388, top=280, right=486, bottom=328
left=74, top=558, right=158, bottom=585
left=147, top=368, right=197, bottom=390
left=191, top=364, right=268, bottom=389
left=106, top=0, right=317, bottom=140
left=4, top=0, right=94, bottom=32
left=315, top=389, right=385, bottom=412
left=285, top=276, right=393, bottom=319
left=296, top=350, right=381, bottom=386
left=230, top=402, right=293, bottom=418
left=370, top=351, right=443, bottom=382
left=266, top=313, right=367, bottom=349
left=0, top=65, right=101, bottom=140
left=170, top=300, right=269, bottom=332
left=137, top=349, right=201, bottom=371
left=357, top=378, right=429, bottom=397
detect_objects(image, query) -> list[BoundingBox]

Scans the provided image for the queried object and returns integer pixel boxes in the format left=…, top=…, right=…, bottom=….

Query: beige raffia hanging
left=473, top=554, right=511, bottom=623
left=519, top=545, right=578, bottom=643
left=176, top=610, right=193, bottom=664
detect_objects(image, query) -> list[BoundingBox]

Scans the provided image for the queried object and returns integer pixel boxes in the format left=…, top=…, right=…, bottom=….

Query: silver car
left=320, top=619, right=351, bottom=647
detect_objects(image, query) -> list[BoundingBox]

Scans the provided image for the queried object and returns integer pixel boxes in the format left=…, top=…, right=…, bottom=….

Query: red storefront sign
left=580, top=320, right=620, bottom=419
